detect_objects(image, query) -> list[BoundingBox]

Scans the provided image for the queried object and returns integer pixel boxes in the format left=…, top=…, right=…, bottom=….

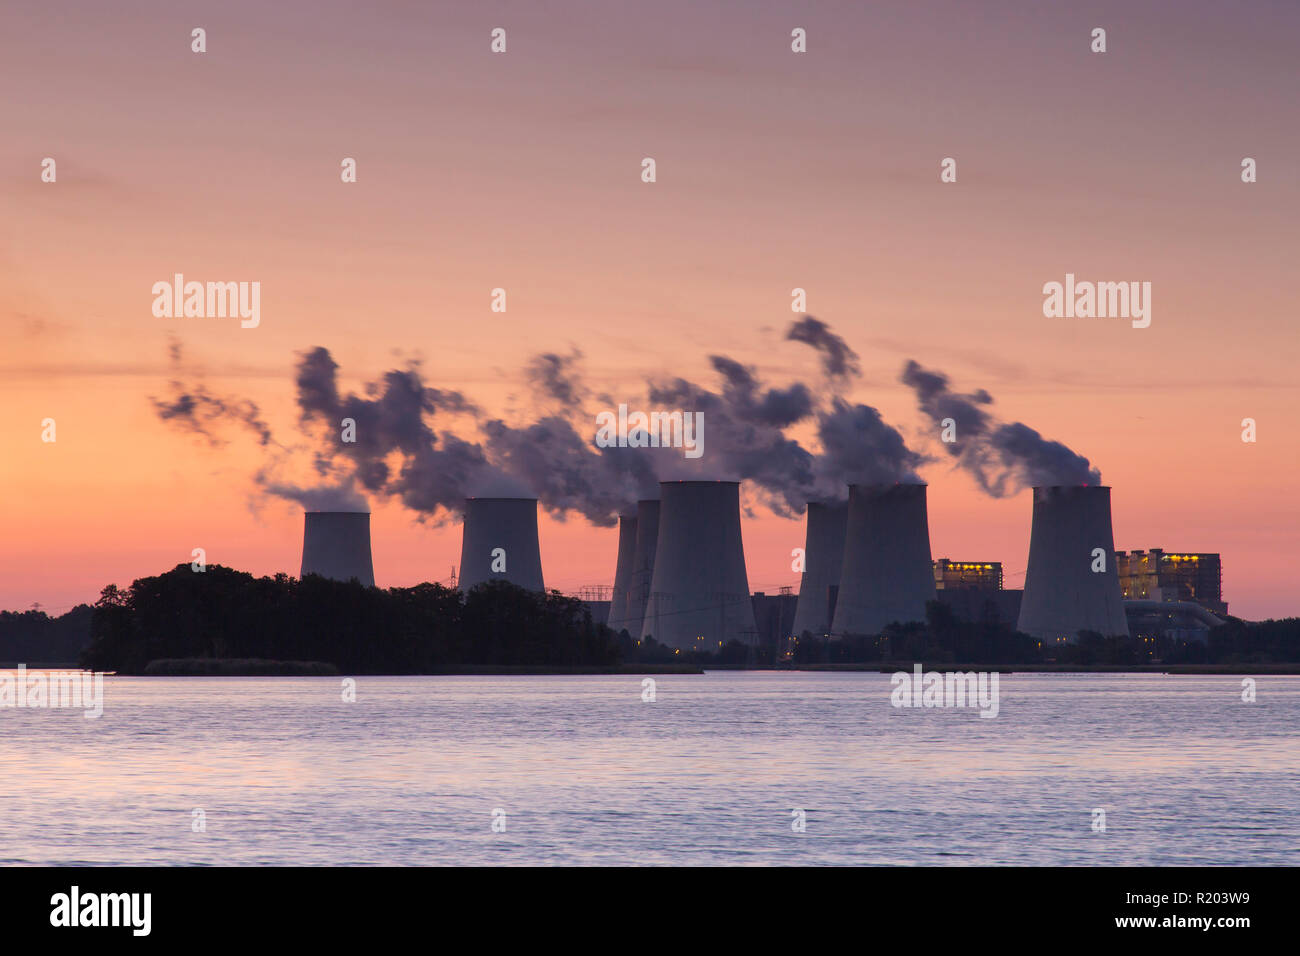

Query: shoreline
left=788, top=662, right=1300, bottom=675
left=13, top=660, right=1298, bottom=676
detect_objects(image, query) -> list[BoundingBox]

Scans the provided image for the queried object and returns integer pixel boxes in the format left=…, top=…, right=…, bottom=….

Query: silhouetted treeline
left=47, top=568, right=1300, bottom=673
left=1204, top=616, right=1300, bottom=664
left=778, top=602, right=1040, bottom=666
left=775, top=602, right=1300, bottom=666
left=1033, top=616, right=1300, bottom=665
left=81, top=564, right=620, bottom=674
left=0, top=605, right=94, bottom=663
left=619, top=634, right=759, bottom=668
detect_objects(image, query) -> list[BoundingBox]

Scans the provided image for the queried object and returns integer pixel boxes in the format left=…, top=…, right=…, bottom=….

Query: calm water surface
left=2, top=672, right=1297, bottom=865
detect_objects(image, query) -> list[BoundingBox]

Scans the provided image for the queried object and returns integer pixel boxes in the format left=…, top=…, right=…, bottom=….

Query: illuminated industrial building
left=931, top=559, right=1021, bottom=627
left=1116, top=549, right=1227, bottom=616
left=934, top=559, right=1003, bottom=591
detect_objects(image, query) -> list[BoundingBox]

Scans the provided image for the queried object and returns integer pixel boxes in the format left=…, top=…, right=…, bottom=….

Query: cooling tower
left=458, top=497, right=545, bottom=592
left=832, top=484, right=936, bottom=636
left=606, top=513, right=638, bottom=631
left=623, top=498, right=660, bottom=637
left=640, top=482, right=756, bottom=649
left=791, top=501, right=849, bottom=637
left=1017, top=485, right=1130, bottom=642
left=300, top=511, right=376, bottom=587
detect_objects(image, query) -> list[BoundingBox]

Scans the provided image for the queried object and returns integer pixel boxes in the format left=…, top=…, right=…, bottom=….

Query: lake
left=1, top=672, right=1296, bottom=865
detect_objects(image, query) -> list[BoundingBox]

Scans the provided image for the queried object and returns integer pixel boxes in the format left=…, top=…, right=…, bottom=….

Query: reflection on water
left=1, top=672, right=1297, bottom=865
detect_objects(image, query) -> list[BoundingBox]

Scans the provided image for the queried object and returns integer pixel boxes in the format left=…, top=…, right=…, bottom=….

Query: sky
left=2, top=0, right=1297, bottom=619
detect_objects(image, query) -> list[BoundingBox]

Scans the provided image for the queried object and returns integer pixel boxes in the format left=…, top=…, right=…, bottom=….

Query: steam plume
left=784, top=318, right=924, bottom=500
left=901, top=359, right=1101, bottom=494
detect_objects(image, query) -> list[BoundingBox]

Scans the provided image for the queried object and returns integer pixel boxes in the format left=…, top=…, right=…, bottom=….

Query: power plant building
left=931, top=558, right=1021, bottom=626
left=640, top=482, right=757, bottom=650
left=753, top=588, right=798, bottom=655
left=934, top=559, right=1003, bottom=591
left=1116, top=549, right=1227, bottom=616
left=299, top=511, right=376, bottom=587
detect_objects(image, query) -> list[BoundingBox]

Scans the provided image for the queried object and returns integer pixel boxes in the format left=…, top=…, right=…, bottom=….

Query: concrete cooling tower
left=791, top=501, right=848, bottom=637
left=1017, top=485, right=1130, bottom=642
left=832, top=484, right=936, bottom=636
left=623, top=498, right=660, bottom=638
left=640, top=482, right=756, bottom=649
left=606, top=513, right=638, bottom=630
left=458, top=497, right=545, bottom=592
left=300, top=511, right=376, bottom=587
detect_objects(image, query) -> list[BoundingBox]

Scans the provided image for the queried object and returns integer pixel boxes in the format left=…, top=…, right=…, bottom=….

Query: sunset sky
left=2, top=0, right=1297, bottom=619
